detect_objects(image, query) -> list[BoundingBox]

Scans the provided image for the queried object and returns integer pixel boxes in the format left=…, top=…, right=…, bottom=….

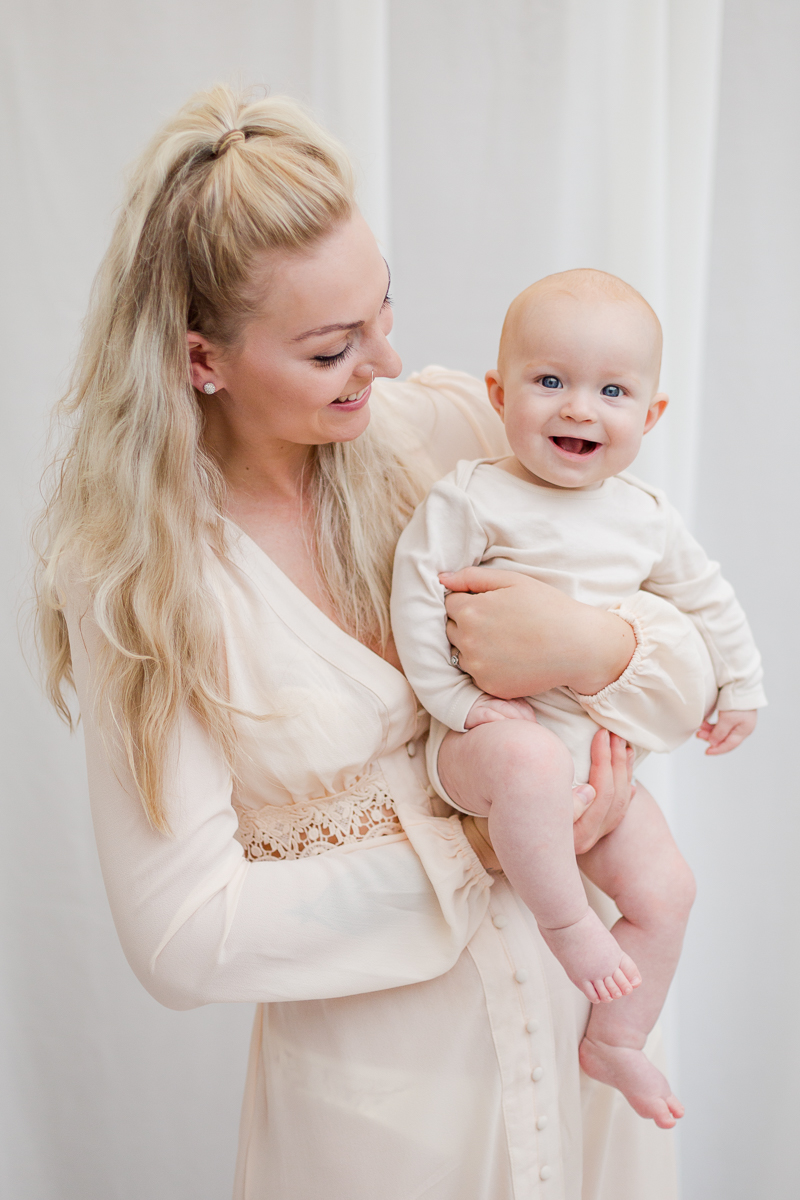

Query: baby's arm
left=646, top=496, right=767, bottom=746
left=392, top=472, right=494, bottom=731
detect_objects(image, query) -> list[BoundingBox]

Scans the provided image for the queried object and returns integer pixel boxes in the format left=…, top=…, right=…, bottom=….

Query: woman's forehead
left=244, top=215, right=388, bottom=337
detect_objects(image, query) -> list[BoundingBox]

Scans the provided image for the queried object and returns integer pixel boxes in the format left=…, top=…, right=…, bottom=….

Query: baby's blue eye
left=541, top=376, right=562, bottom=389
left=601, top=384, right=622, bottom=397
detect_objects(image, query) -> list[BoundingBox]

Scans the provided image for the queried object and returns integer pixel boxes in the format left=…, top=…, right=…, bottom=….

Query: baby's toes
left=610, top=967, right=633, bottom=996
left=652, top=1100, right=678, bottom=1130
left=619, top=952, right=641, bottom=988
left=603, top=974, right=623, bottom=1000
left=592, top=977, right=613, bottom=1003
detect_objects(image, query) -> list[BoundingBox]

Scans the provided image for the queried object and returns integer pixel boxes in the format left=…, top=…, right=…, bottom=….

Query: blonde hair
left=34, top=85, right=426, bottom=831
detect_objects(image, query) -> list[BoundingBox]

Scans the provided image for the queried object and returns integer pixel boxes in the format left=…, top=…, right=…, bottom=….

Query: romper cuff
left=717, top=683, right=768, bottom=711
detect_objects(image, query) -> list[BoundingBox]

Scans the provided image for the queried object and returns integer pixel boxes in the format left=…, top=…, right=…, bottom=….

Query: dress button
left=492, top=913, right=508, bottom=928
left=525, top=1019, right=539, bottom=1034
left=514, top=969, right=529, bottom=984
left=406, top=741, right=417, bottom=757
left=540, top=1165, right=552, bottom=1180
left=537, top=1115, right=548, bottom=1131
left=531, top=1067, right=544, bottom=1082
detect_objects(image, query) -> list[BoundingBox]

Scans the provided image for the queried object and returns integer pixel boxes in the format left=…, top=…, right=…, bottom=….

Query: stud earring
left=203, top=382, right=216, bottom=395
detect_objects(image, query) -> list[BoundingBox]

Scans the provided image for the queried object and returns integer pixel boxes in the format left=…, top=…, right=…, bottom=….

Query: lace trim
left=234, top=775, right=403, bottom=861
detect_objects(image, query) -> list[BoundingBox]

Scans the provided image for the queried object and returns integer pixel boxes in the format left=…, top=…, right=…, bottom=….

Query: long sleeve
left=644, top=500, right=767, bottom=711
left=66, top=596, right=490, bottom=1011
left=391, top=471, right=490, bottom=731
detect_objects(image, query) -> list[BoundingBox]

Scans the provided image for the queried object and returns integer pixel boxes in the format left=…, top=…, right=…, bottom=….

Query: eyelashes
left=312, top=291, right=393, bottom=369
left=313, top=343, right=354, bottom=369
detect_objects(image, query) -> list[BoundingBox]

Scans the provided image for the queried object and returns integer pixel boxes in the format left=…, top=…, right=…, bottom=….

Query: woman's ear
left=485, top=369, right=506, bottom=420
left=187, top=332, right=221, bottom=394
left=643, top=392, right=669, bottom=434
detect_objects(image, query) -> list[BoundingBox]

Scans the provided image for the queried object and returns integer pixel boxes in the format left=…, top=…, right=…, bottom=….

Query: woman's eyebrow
left=293, top=320, right=364, bottom=342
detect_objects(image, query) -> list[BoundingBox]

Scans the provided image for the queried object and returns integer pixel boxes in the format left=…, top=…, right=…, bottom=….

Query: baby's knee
left=478, top=718, right=574, bottom=782
left=642, top=853, right=696, bottom=925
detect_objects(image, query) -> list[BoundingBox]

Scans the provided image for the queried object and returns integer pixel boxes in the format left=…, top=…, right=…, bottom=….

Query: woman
left=36, top=86, right=684, bottom=1198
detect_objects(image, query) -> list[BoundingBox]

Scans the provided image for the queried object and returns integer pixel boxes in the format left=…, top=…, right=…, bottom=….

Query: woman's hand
left=572, top=729, right=635, bottom=855
left=441, top=567, right=636, bottom=699
left=461, top=728, right=635, bottom=869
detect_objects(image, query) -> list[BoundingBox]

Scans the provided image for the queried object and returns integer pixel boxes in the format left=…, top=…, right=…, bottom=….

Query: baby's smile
left=550, top=436, right=602, bottom=458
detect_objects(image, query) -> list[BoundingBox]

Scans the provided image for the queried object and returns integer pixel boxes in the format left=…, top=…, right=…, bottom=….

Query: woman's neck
left=202, top=400, right=311, bottom=505
left=201, top=404, right=402, bottom=669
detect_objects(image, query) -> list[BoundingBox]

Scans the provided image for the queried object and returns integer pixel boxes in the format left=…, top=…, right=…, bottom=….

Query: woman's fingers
left=439, top=567, right=517, bottom=594
left=573, top=730, right=634, bottom=854
left=572, top=783, right=595, bottom=821
left=606, top=733, right=635, bottom=832
left=442, top=572, right=636, bottom=699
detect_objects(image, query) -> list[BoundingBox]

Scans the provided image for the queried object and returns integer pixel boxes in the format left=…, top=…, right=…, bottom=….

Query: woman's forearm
left=441, top=568, right=636, bottom=699
left=566, top=605, right=637, bottom=696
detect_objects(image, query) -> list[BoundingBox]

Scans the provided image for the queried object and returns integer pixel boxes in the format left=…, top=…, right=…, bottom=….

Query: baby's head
left=486, top=269, right=668, bottom=489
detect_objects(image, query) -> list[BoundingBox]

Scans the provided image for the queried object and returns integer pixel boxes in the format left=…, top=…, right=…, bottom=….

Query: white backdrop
left=1, top=2, right=796, bottom=1197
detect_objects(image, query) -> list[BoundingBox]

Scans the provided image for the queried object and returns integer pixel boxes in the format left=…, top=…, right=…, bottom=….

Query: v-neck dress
left=64, top=368, right=679, bottom=1200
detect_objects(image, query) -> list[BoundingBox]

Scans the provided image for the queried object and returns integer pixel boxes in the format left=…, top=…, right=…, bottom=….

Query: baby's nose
left=560, top=393, right=595, bottom=420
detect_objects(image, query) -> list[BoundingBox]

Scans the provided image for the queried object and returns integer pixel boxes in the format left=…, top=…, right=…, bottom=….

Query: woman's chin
left=318, top=404, right=372, bottom=444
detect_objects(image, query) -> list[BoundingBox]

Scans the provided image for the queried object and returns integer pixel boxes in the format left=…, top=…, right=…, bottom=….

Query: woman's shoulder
left=371, top=366, right=509, bottom=479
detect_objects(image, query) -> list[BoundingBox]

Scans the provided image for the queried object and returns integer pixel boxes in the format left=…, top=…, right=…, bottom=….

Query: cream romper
left=391, top=458, right=767, bottom=812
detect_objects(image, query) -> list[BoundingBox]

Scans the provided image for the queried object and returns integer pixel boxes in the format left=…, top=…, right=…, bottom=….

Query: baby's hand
left=696, top=709, right=757, bottom=755
left=464, top=696, right=537, bottom=729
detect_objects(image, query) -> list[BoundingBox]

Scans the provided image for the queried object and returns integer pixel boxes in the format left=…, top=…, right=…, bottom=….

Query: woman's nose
left=367, top=329, right=403, bottom=381
left=380, top=341, right=403, bottom=379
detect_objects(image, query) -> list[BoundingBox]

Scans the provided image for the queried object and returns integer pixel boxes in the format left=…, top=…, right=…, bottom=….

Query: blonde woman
left=36, top=86, right=689, bottom=1198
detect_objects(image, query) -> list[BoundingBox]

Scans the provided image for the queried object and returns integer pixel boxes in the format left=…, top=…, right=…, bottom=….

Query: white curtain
left=2, top=3, right=796, bottom=1197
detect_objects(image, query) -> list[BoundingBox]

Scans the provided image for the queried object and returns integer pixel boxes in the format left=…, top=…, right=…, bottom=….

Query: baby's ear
left=485, top=369, right=506, bottom=419
left=644, top=392, right=669, bottom=433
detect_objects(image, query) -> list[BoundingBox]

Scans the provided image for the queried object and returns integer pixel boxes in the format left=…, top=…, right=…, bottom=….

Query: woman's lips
left=550, top=436, right=600, bottom=457
left=330, top=382, right=372, bottom=410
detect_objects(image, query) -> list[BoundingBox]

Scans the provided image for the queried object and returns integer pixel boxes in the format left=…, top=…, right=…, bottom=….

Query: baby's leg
left=577, top=784, right=696, bottom=1128
left=438, top=721, right=641, bottom=1003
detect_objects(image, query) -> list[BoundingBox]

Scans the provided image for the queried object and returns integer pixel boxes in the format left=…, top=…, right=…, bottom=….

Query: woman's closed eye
left=313, top=343, right=355, bottom=369
left=314, top=285, right=391, bottom=368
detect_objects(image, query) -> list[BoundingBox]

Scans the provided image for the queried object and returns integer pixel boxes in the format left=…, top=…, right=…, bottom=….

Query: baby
left=391, top=269, right=766, bottom=1128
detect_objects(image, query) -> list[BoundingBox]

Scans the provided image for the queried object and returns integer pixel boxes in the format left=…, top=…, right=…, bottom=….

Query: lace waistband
left=234, top=774, right=403, bottom=861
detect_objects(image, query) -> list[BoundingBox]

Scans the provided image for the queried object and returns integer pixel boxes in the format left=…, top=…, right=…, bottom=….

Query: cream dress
left=65, top=368, right=680, bottom=1200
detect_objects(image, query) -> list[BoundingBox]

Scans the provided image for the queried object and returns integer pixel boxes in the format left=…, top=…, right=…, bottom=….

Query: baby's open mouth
left=550, top=436, right=600, bottom=456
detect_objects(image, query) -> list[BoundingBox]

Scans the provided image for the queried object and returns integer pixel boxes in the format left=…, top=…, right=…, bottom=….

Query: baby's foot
left=579, top=1036, right=685, bottom=1129
left=539, top=909, right=641, bottom=1003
